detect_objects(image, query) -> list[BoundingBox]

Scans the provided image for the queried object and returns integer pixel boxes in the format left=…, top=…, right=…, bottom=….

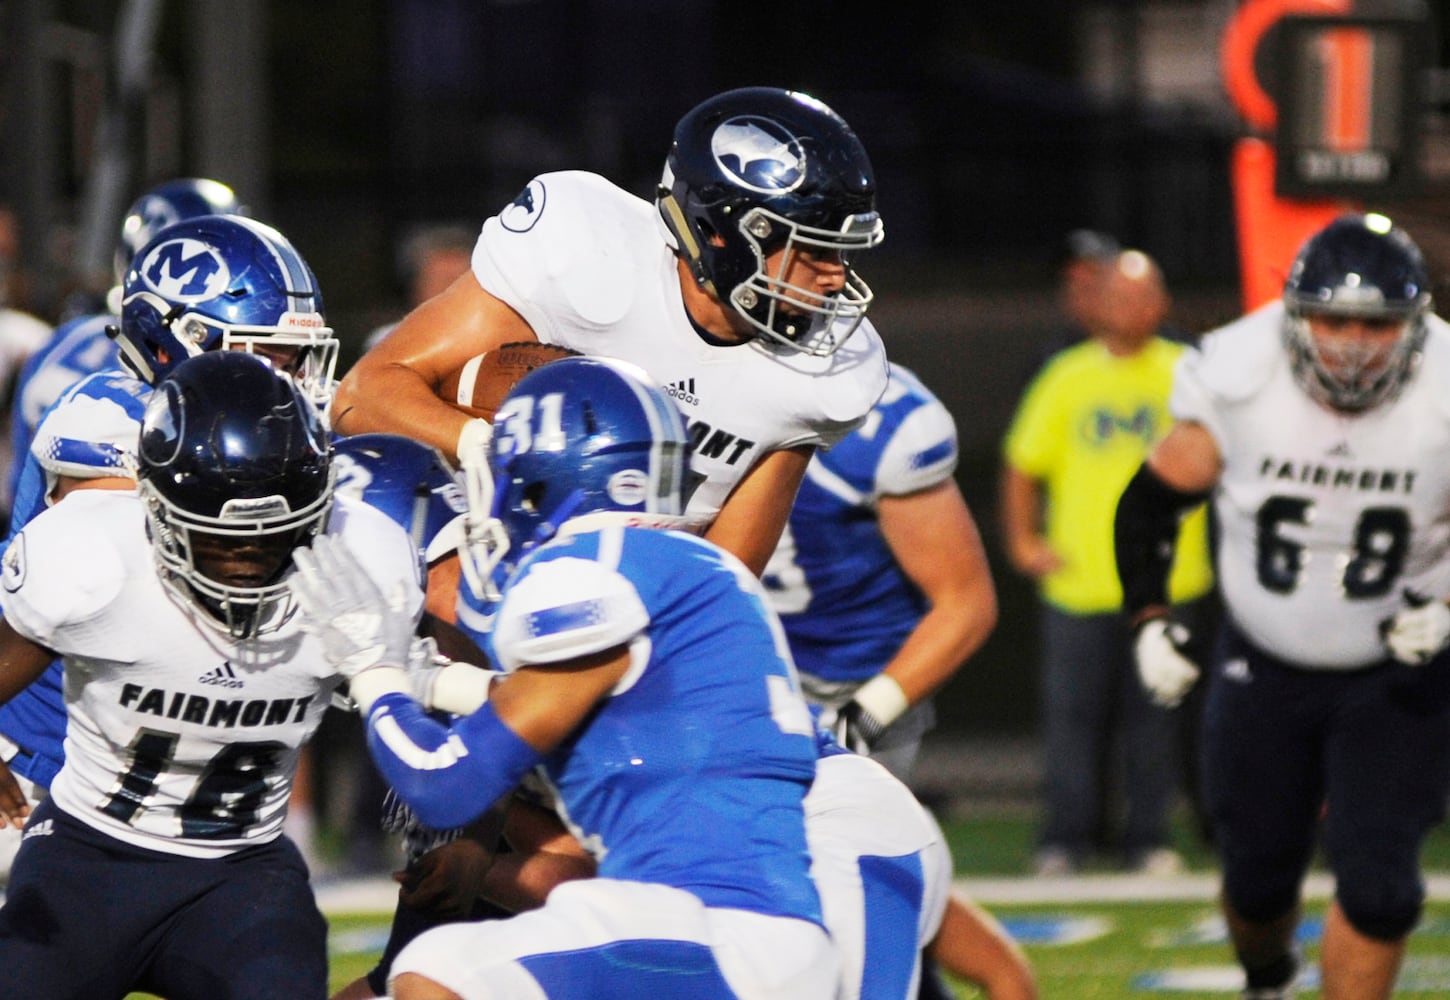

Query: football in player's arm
left=1114, top=213, right=1450, bottom=1000
left=330, top=86, right=890, bottom=578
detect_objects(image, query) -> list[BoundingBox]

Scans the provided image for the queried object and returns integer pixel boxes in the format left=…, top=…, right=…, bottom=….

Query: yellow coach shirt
left=1003, top=337, right=1214, bottom=614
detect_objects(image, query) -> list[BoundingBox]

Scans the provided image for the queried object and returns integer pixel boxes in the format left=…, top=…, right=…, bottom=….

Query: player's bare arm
left=332, top=270, right=537, bottom=459
left=1144, top=420, right=1222, bottom=495
left=490, top=645, right=634, bottom=753
left=706, top=445, right=813, bottom=577
left=876, top=480, right=998, bottom=704
left=0, top=619, right=61, bottom=827
left=0, top=619, right=59, bottom=707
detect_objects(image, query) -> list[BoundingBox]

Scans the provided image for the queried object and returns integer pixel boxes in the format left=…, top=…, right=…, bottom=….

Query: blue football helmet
left=137, top=351, right=334, bottom=638
left=115, top=178, right=246, bottom=282
left=657, top=87, right=883, bottom=357
left=114, top=214, right=339, bottom=405
left=1282, top=212, right=1433, bottom=412
left=462, top=356, right=693, bottom=589
left=332, top=433, right=467, bottom=575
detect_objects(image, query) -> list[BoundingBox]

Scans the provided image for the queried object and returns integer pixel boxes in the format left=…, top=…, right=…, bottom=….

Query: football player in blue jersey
left=6, top=178, right=246, bottom=515
left=0, top=352, right=423, bottom=999
left=762, top=362, right=1024, bottom=1000
left=296, top=356, right=838, bottom=1000
left=0, top=212, right=338, bottom=881
left=763, top=361, right=996, bottom=780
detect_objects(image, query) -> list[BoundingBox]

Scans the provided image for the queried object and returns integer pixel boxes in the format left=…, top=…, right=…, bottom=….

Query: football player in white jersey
left=331, top=86, right=889, bottom=577
left=0, top=210, right=339, bottom=884
left=0, top=352, right=423, bottom=999
left=1114, top=214, right=1450, bottom=1000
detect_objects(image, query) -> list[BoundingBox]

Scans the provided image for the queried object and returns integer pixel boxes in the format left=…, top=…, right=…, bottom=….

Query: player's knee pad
left=1335, top=858, right=1424, bottom=940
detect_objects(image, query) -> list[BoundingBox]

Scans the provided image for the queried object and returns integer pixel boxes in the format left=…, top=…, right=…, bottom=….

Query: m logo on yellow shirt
left=1081, top=405, right=1158, bottom=447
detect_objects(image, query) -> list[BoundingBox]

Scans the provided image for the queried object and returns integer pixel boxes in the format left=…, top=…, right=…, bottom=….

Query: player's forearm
left=365, top=696, right=540, bottom=831
left=332, top=361, right=469, bottom=454
left=881, top=598, right=996, bottom=704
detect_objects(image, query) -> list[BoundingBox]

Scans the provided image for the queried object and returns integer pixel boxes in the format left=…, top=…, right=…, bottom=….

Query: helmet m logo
left=140, top=238, right=231, bottom=302
left=711, top=116, right=806, bottom=194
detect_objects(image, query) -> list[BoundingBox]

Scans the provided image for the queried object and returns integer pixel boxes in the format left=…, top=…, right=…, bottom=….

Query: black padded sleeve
left=1114, top=463, right=1210, bottom=623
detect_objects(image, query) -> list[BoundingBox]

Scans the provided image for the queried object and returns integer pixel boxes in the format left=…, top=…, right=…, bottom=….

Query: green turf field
left=302, top=809, right=1450, bottom=998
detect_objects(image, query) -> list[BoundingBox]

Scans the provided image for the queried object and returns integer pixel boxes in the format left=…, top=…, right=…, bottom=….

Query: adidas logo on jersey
left=22, top=818, right=54, bottom=841
left=664, top=378, right=700, bottom=407
left=198, top=662, right=244, bottom=689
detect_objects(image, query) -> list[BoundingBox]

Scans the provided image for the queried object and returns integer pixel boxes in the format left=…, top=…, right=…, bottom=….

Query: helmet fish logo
left=500, top=179, right=547, bottom=234
left=139, top=238, right=231, bottom=302
left=711, top=116, right=806, bottom=195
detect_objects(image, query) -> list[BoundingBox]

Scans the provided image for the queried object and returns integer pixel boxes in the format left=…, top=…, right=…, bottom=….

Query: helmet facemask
left=727, top=207, right=881, bottom=356
left=222, top=325, right=339, bottom=410
left=142, top=478, right=334, bottom=639
left=1281, top=212, right=1433, bottom=413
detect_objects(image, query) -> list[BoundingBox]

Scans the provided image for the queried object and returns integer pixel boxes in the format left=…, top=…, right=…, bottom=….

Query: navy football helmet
left=462, top=356, right=692, bottom=588
left=1282, top=212, right=1432, bottom=412
left=114, top=214, right=339, bottom=405
left=115, top=178, right=246, bottom=282
left=657, top=87, right=883, bottom=356
left=137, top=351, right=334, bottom=638
left=332, top=433, right=467, bottom=574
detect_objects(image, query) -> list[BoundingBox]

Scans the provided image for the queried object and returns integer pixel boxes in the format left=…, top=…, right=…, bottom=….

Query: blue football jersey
left=7, top=314, right=120, bottom=507
left=763, top=364, right=958, bottom=684
left=460, top=525, right=823, bottom=923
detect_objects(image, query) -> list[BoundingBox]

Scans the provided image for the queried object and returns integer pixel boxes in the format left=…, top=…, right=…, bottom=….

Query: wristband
left=429, top=662, right=495, bottom=715
left=348, top=665, right=410, bottom=715
left=852, top=674, right=909, bottom=729
left=456, top=417, right=493, bottom=466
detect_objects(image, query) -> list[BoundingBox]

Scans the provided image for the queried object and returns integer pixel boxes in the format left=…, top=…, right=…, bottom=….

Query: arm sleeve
left=365, top=696, right=542, bottom=831
left=1114, top=463, right=1209, bottom=622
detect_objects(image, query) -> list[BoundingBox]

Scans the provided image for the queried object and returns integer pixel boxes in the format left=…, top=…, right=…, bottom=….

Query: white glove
left=292, top=534, right=417, bottom=710
left=1133, top=617, right=1200, bottom=708
left=1381, top=589, right=1450, bottom=666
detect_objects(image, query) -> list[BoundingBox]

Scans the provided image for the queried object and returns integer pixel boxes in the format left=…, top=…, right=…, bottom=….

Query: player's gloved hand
left=830, top=674, right=909, bottom=755
left=292, top=534, right=417, bottom=711
left=1380, top=589, right=1450, bottom=666
left=1133, top=616, right=1200, bottom=708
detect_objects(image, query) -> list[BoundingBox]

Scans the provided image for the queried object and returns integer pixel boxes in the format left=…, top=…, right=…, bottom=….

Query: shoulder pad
left=493, top=551, right=648, bottom=670
left=3, top=494, right=132, bottom=638
left=1177, top=301, right=1284, bottom=405
left=1414, top=314, right=1450, bottom=422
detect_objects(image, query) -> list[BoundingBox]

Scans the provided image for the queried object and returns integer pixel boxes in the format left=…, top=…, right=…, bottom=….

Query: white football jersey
left=472, top=170, right=888, bottom=527
left=0, top=490, right=423, bottom=858
left=1173, top=301, right=1450, bottom=668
